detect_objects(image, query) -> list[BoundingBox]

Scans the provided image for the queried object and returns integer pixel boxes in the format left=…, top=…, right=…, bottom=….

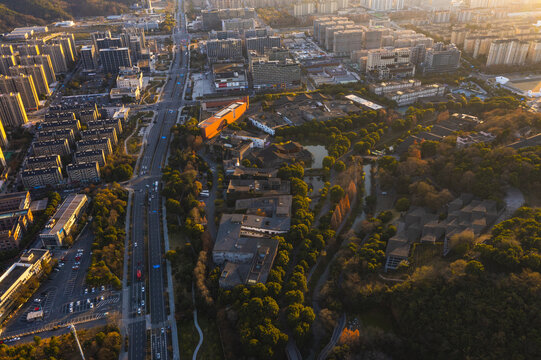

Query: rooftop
left=40, top=194, right=88, bottom=238
left=344, top=94, right=384, bottom=110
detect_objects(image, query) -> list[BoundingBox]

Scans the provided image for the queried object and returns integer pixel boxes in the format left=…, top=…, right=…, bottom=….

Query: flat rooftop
left=345, top=94, right=384, bottom=110
left=40, top=194, right=88, bottom=238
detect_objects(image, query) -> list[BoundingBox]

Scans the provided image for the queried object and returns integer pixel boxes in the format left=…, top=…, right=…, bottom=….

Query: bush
left=396, top=197, right=411, bottom=212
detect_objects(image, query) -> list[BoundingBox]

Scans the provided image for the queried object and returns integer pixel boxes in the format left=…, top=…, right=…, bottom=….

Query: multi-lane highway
left=127, top=0, right=189, bottom=358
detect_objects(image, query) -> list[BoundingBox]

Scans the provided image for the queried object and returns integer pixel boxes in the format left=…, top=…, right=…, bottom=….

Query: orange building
left=198, top=101, right=248, bottom=139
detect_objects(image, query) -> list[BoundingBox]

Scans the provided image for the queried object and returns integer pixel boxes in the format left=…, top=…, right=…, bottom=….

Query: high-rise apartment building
left=486, top=39, right=529, bottom=67
left=249, top=51, right=301, bottom=89
left=0, top=93, right=28, bottom=128
left=18, top=55, right=56, bottom=84
left=21, top=167, right=63, bottom=188
left=10, top=65, right=49, bottom=97
left=222, top=18, right=255, bottom=32
left=0, top=45, right=14, bottom=56
left=527, top=40, right=541, bottom=64
left=91, top=31, right=112, bottom=50
left=0, top=118, right=8, bottom=147
left=26, top=155, right=62, bottom=170
left=370, top=0, right=393, bottom=11
left=0, top=56, right=16, bottom=76
left=245, top=36, right=281, bottom=54
left=0, top=75, right=39, bottom=111
left=67, top=162, right=100, bottom=183
left=17, top=44, right=40, bottom=56
left=96, top=37, right=124, bottom=51
left=293, top=2, right=315, bottom=16
left=51, top=35, right=76, bottom=65
left=423, top=43, right=461, bottom=73
left=206, top=39, right=243, bottom=60
left=333, top=29, right=364, bottom=56
left=32, top=139, right=70, bottom=157
left=81, top=45, right=99, bottom=70
left=42, top=44, right=68, bottom=73
left=99, top=48, right=132, bottom=73
left=317, top=0, right=338, bottom=14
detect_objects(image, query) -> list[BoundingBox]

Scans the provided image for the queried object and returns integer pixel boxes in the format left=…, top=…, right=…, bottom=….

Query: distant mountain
left=0, top=0, right=136, bottom=32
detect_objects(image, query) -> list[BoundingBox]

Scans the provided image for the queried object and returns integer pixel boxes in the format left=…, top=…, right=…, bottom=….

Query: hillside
left=0, top=0, right=135, bottom=32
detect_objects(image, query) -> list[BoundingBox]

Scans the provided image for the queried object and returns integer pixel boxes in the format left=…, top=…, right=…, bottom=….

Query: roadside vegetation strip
left=0, top=324, right=122, bottom=359
left=86, top=185, right=128, bottom=289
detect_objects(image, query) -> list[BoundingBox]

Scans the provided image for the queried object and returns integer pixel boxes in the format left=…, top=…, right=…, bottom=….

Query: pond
left=304, top=145, right=329, bottom=169
left=304, top=176, right=326, bottom=196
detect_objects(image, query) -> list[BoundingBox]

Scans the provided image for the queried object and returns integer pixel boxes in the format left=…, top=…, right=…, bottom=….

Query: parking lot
left=1, top=225, right=122, bottom=341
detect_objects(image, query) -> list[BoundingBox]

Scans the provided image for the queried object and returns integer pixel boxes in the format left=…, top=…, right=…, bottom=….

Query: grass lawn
left=355, top=308, right=395, bottom=332
left=179, top=319, right=197, bottom=359
left=168, top=230, right=187, bottom=250
left=178, top=313, right=224, bottom=360
left=127, top=137, right=142, bottom=155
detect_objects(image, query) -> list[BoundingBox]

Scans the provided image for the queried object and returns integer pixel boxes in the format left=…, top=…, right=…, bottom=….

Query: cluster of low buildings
left=212, top=162, right=293, bottom=287
left=397, top=113, right=494, bottom=153
left=385, top=194, right=502, bottom=270
left=21, top=102, right=124, bottom=188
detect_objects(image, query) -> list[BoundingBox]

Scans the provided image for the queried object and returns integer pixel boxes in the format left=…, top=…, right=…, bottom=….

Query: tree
left=465, top=260, right=484, bottom=276
left=395, top=197, right=411, bottom=212
left=334, top=160, right=346, bottom=172
left=291, top=178, right=308, bottom=197
left=330, top=185, right=345, bottom=203
left=284, top=290, right=304, bottom=305
left=323, top=156, right=336, bottom=168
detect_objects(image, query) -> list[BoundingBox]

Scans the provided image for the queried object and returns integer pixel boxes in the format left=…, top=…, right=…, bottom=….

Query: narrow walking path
left=192, top=283, right=203, bottom=360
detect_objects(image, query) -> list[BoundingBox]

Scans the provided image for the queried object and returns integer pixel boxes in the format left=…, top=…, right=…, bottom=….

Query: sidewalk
left=119, top=189, right=133, bottom=360
left=162, top=200, right=180, bottom=360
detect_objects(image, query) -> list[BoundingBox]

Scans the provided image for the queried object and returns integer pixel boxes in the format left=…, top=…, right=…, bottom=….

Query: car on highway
left=141, top=300, right=145, bottom=307
left=101, top=285, right=105, bottom=291
left=72, top=265, right=79, bottom=270
left=85, top=288, right=88, bottom=294
left=142, top=286, right=145, bottom=292
left=137, top=308, right=141, bottom=315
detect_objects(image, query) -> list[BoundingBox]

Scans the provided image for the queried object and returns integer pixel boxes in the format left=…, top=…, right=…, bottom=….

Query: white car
left=89, top=303, right=94, bottom=309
